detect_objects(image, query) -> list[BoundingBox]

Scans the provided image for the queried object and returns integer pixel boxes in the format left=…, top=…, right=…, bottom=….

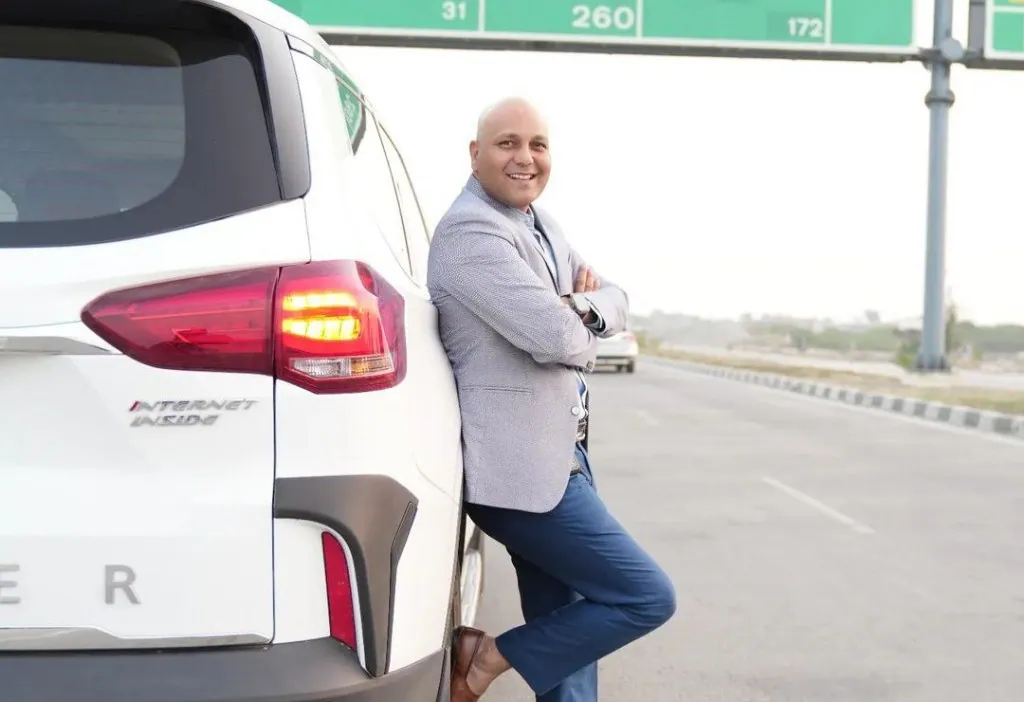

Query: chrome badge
left=128, top=399, right=258, bottom=427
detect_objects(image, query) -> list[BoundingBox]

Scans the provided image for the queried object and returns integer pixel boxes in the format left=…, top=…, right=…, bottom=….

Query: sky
left=329, top=3, right=1024, bottom=326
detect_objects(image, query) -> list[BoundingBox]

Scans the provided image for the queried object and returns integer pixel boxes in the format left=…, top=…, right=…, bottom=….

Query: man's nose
left=514, top=146, right=533, bottom=165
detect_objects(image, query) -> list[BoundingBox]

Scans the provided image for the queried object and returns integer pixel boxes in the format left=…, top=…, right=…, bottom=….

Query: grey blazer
left=427, top=176, right=630, bottom=513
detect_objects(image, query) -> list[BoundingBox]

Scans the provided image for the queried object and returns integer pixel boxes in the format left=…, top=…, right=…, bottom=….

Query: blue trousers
left=464, top=445, right=676, bottom=701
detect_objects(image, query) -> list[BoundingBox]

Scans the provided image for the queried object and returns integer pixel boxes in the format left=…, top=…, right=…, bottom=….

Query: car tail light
left=622, top=332, right=636, bottom=342
left=321, top=531, right=358, bottom=650
left=81, top=260, right=406, bottom=394
left=275, top=260, right=405, bottom=393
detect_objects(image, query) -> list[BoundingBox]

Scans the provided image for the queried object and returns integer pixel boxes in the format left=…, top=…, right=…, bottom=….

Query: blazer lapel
left=532, top=210, right=570, bottom=294
left=532, top=230, right=558, bottom=289
left=462, top=177, right=562, bottom=291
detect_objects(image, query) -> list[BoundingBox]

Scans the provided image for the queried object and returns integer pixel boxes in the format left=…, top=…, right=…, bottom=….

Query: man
left=427, top=97, right=676, bottom=702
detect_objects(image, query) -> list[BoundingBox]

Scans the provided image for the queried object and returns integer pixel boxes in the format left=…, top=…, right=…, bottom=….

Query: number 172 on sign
left=787, top=16, right=825, bottom=39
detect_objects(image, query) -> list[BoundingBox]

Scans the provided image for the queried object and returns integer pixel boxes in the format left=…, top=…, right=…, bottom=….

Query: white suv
left=0, top=1, right=483, bottom=700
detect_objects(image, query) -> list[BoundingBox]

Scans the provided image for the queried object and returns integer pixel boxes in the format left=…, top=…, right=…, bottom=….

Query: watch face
left=573, top=294, right=591, bottom=315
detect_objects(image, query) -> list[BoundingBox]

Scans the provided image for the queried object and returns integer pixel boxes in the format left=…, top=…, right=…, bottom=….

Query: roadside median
left=643, top=349, right=1024, bottom=441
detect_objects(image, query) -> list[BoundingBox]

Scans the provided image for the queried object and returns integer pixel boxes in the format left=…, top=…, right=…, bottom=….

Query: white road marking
left=629, top=408, right=660, bottom=426
left=762, top=476, right=876, bottom=535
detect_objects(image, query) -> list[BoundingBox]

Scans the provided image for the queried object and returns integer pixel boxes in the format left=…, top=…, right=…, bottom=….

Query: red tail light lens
left=321, top=531, right=358, bottom=651
left=275, top=260, right=405, bottom=394
left=622, top=332, right=636, bottom=341
left=81, top=260, right=406, bottom=394
left=81, top=267, right=278, bottom=374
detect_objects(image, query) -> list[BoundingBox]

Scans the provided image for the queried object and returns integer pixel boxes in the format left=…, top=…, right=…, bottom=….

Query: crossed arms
left=429, top=216, right=630, bottom=368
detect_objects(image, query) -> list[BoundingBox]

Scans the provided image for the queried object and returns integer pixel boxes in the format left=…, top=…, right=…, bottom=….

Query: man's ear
left=469, top=140, right=479, bottom=171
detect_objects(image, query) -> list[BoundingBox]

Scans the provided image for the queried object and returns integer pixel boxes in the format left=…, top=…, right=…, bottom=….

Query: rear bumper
left=596, top=345, right=639, bottom=360
left=2, top=638, right=444, bottom=702
left=596, top=353, right=637, bottom=362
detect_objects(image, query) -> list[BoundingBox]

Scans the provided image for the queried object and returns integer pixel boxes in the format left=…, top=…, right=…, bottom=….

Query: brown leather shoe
left=451, top=625, right=486, bottom=701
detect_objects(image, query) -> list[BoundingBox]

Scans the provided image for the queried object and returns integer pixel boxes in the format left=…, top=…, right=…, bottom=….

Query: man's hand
left=574, top=266, right=601, bottom=293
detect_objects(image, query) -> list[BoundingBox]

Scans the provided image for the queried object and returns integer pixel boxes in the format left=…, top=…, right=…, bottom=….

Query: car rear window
left=0, top=22, right=283, bottom=248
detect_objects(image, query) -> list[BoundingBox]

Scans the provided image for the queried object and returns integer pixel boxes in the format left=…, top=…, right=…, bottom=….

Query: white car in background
left=0, top=1, right=482, bottom=700
left=596, top=330, right=639, bottom=373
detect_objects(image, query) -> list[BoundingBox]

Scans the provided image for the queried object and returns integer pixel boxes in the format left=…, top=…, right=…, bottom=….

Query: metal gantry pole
left=915, top=0, right=959, bottom=372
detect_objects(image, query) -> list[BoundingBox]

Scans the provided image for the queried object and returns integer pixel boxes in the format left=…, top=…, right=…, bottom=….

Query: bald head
left=470, top=97, right=551, bottom=210
left=475, top=97, right=549, bottom=142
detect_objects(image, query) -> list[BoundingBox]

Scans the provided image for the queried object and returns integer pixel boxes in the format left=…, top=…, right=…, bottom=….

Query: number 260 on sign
left=571, top=4, right=637, bottom=31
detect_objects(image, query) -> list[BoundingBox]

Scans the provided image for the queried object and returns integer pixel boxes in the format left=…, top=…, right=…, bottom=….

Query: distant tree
left=894, top=328, right=921, bottom=370
left=634, top=330, right=660, bottom=352
left=946, top=301, right=959, bottom=355
left=864, top=309, right=881, bottom=325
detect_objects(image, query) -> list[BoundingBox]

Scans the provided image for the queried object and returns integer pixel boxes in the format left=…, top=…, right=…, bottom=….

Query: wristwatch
left=566, top=293, right=592, bottom=319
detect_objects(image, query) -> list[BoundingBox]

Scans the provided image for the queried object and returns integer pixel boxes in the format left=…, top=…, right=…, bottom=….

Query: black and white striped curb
left=645, top=355, right=1024, bottom=441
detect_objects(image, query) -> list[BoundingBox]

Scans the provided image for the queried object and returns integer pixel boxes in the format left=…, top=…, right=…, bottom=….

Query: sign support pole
left=915, top=0, right=960, bottom=372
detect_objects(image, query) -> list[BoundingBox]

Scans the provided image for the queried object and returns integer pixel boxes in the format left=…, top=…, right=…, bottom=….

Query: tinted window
left=346, top=95, right=410, bottom=276
left=379, top=127, right=430, bottom=284
left=0, top=24, right=281, bottom=248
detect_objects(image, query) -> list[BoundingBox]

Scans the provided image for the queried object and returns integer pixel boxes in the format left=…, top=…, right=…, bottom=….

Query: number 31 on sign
left=442, top=1, right=468, bottom=21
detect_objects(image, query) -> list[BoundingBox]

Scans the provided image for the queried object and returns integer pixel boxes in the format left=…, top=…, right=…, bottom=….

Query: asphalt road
left=472, top=360, right=1024, bottom=701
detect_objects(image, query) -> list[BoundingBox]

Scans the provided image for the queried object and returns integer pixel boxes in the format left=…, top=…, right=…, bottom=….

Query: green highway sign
left=273, top=0, right=918, bottom=61
left=982, top=0, right=1024, bottom=60
left=336, top=74, right=366, bottom=145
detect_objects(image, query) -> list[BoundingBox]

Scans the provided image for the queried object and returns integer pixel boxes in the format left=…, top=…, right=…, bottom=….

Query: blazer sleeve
left=567, top=245, right=630, bottom=339
left=430, top=216, right=598, bottom=368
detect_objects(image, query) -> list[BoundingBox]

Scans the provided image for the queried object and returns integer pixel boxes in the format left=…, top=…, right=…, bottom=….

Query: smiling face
left=470, top=98, right=551, bottom=211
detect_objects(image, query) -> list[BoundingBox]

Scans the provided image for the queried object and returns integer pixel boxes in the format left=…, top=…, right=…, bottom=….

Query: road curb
left=644, top=355, right=1024, bottom=442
